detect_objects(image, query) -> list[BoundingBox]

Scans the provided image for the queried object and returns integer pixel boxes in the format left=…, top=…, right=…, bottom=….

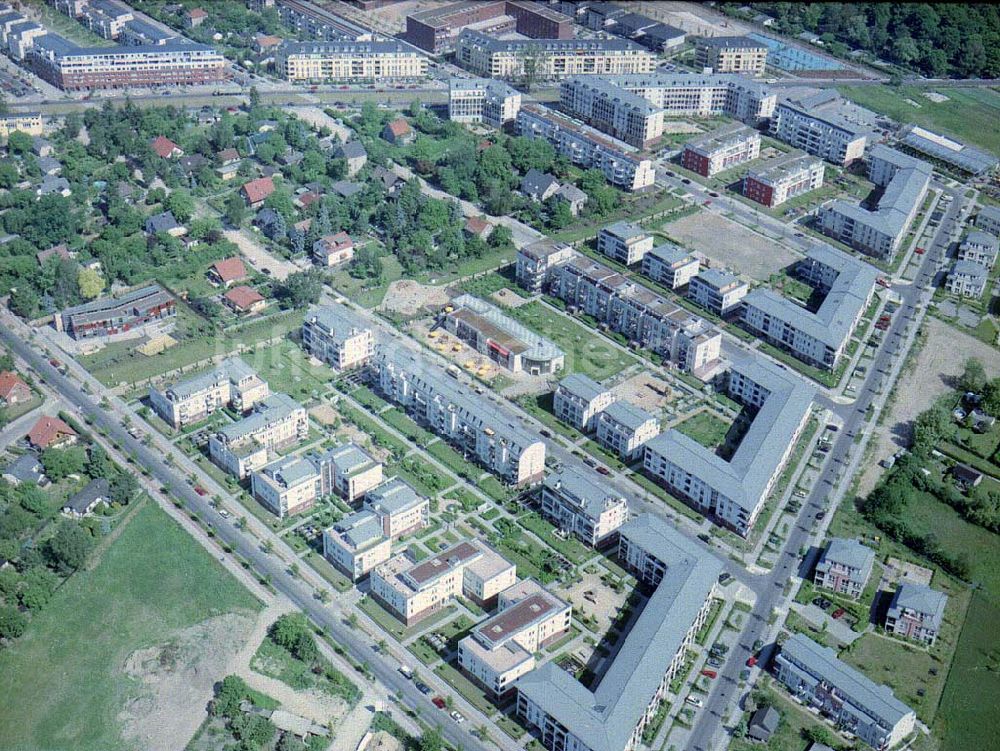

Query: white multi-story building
left=946, top=260, right=988, bottom=298
left=687, top=269, right=748, bottom=315
left=448, top=77, right=521, bottom=127
left=552, top=373, right=616, bottom=432
left=310, top=443, right=384, bottom=503
left=681, top=123, right=760, bottom=177
left=598, top=221, right=654, bottom=265
left=770, top=90, right=868, bottom=166
left=251, top=454, right=321, bottom=519
left=275, top=40, right=428, bottom=82
left=149, top=357, right=270, bottom=429
left=957, top=230, right=998, bottom=269
left=208, top=393, right=308, bottom=478
left=515, top=238, right=576, bottom=293
left=363, top=478, right=429, bottom=539
left=885, top=584, right=948, bottom=646
left=693, top=35, right=768, bottom=75
left=323, top=510, right=391, bottom=581
left=641, top=243, right=700, bottom=290
left=814, top=537, right=876, bottom=600
left=596, top=400, right=660, bottom=461
left=541, top=467, right=628, bottom=546
left=742, top=150, right=825, bottom=208
left=302, top=304, right=374, bottom=371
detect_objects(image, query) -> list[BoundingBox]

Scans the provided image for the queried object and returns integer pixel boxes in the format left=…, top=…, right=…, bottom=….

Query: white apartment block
left=363, top=478, right=429, bottom=539
left=149, top=357, right=269, bottom=429
left=276, top=41, right=428, bottom=82
left=208, top=393, right=308, bottom=479
left=516, top=104, right=655, bottom=191
left=553, top=373, right=616, bottom=432
left=596, top=400, right=660, bottom=461
left=946, top=260, right=988, bottom=298
left=371, top=540, right=516, bottom=625
left=598, top=221, right=654, bottom=265
left=302, top=304, right=374, bottom=371
left=770, top=90, right=868, bottom=166
left=372, top=347, right=546, bottom=486
left=957, top=230, right=998, bottom=269
left=515, top=239, right=576, bottom=294
left=323, top=509, right=391, bottom=581
left=885, top=584, right=947, bottom=646
left=742, top=150, right=825, bottom=208
left=641, top=243, right=700, bottom=290
left=448, top=77, right=521, bottom=127
left=251, top=454, right=320, bottom=519
left=681, top=123, right=761, bottom=177
left=693, top=36, right=768, bottom=75
left=456, top=30, right=655, bottom=81
left=688, top=269, right=748, bottom=315
left=0, top=111, right=43, bottom=140
left=814, top=537, right=876, bottom=600
left=558, top=76, right=664, bottom=149
left=542, top=467, right=629, bottom=546
left=310, top=443, right=383, bottom=502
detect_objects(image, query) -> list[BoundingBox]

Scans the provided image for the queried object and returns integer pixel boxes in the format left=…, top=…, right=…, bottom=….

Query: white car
left=450, top=711, right=465, bottom=724
left=685, top=696, right=704, bottom=708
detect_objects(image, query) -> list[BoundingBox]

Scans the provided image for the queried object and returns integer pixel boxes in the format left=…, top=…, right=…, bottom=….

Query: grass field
left=0, top=504, right=260, bottom=751
left=674, top=411, right=731, bottom=449
left=837, top=85, right=1000, bottom=155
left=249, top=339, right=335, bottom=402
left=328, top=254, right=403, bottom=309
left=505, top=302, right=638, bottom=381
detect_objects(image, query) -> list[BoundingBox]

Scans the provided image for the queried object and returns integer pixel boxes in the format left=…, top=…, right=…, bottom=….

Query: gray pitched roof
left=543, top=467, right=625, bottom=518
left=888, top=584, right=947, bottom=630
left=63, top=478, right=110, bottom=514
left=333, top=509, right=384, bottom=549
left=816, top=537, right=875, bottom=577
left=600, top=399, right=656, bottom=431
left=2, top=452, right=44, bottom=484
left=145, top=211, right=180, bottom=234
left=335, top=140, right=367, bottom=160
left=365, top=477, right=424, bottom=515
left=557, top=373, right=609, bottom=403
left=521, top=168, right=560, bottom=198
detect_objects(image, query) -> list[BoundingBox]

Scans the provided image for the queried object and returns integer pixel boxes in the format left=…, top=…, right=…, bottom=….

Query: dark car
left=596, top=466, right=610, bottom=475
left=540, top=429, right=552, bottom=438
left=681, top=177, right=691, bottom=185
left=415, top=681, right=432, bottom=695
left=708, top=191, right=719, bottom=198
left=815, top=510, right=826, bottom=520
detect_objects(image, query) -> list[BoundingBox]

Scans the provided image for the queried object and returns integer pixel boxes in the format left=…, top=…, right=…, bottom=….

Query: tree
left=0, top=605, right=27, bottom=640
left=419, top=727, right=445, bottom=751
left=44, top=521, right=94, bottom=574
left=41, top=446, right=88, bottom=482
left=166, top=189, right=195, bottom=223
left=86, top=445, right=115, bottom=480
left=77, top=267, right=105, bottom=300
left=960, top=358, right=988, bottom=394
left=213, top=674, right=249, bottom=717
left=9, top=286, right=40, bottom=319
left=225, top=192, right=247, bottom=227
left=110, top=473, right=139, bottom=505
left=273, top=269, right=323, bottom=308
left=7, top=130, right=32, bottom=156
left=488, top=224, right=513, bottom=249
left=803, top=726, right=837, bottom=746
left=548, top=199, right=574, bottom=230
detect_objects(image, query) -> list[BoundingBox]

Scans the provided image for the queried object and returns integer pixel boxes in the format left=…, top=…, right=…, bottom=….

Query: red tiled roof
left=27, top=415, right=76, bottom=449
left=465, top=216, right=490, bottom=235
left=0, top=371, right=28, bottom=400
left=150, top=136, right=181, bottom=159
left=241, top=176, right=275, bottom=205
left=211, top=257, right=247, bottom=284
left=255, top=34, right=282, bottom=48
left=386, top=119, right=412, bottom=138
left=224, top=285, right=265, bottom=310
left=36, top=244, right=71, bottom=265
left=187, top=7, right=207, bottom=18
left=317, top=231, right=353, bottom=253
left=298, top=191, right=320, bottom=208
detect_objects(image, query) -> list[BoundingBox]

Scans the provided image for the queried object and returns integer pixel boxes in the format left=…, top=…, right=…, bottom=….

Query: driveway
left=224, top=228, right=299, bottom=281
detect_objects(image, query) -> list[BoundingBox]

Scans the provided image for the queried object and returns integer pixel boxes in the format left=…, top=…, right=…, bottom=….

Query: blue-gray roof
left=563, top=76, right=661, bottom=116
left=899, top=124, right=998, bottom=176
left=962, top=230, right=998, bottom=251
left=279, top=40, right=421, bottom=56
left=646, top=242, right=694, bottom=267
left=304, top=303, right=370, bottom=344
left=951, top=259, right=988, bottom=282
left=544, top=467, right=626, bottom=518
left=888, top=584, right=947, bottom=631
left=459, top=28, right=646, bottom=54
left=333, top=509, right=385, bottom=549
left=2, top=452, right=44, bottom=485
left=694, top=268, right=742, bottom=290
left=146, top=211, right=180, bottom=234
left=260, top=454, right=319, bottom=488
left=451, top=294, right=564, bottom=363
left=365, top=477, right=424, bottom=516
left=601, top=399, right=656, bottom=431
left=602, top=220, right=647, bottom=241
left=163, top=357, right=255, bottom=400
left=63, top=478, right=110, bottom=514
left=217, top=393, right=301, bottom=443
left=817, top=537, right=875, bottom=576
left=557, top=373, right=609, bottom=403
left=697, top=35, right=766, bottom=49
left=335, top=140, right=367, bottom=160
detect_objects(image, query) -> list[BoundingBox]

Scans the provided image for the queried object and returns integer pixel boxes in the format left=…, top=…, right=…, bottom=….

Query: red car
left=701, top=669, right=717, bottom=679
left=194, top=486, right=208, bottom=497
left=746, top=656, right=758, bottom=667
left=915, top=247, right=926, bottom=255
left=832, top=608, right=846, bottom=619
left=432, top=697, right=446, bottom=709
left=596, top=466, right=610, bottom=476
left=877, top=278, right=890, bottom=288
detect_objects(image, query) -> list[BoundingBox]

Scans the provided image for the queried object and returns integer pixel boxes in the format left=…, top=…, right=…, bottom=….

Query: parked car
left=746, top=656, right=758, bottom=667
left=540, top=429, right=552, bottom=438
left=596, top=466, right=610, bottom=475
left=432, top=697, right=446, bottom=709
left=194, top=486, right=207, bottom=496
left=832, top=608, right=846, bottom=620
left=708, top=657, right=723, bottom=668
left=685, top=696, right=704, bottom=707
left=450, top=711, right=465, bottom=724
left=815, top=511, right=826, bottom=520
left=583, top=457, right=597, bottom=468
left=701, top=669, right=717, bottom=679
left=416, top=681, right=432, bottom=695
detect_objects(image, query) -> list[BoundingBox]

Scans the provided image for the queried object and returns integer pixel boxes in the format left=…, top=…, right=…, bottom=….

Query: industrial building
left=404, top=0, right=573, bottom=54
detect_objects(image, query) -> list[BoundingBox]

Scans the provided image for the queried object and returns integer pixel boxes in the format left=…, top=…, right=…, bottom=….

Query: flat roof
left=746, top=149, right=823, bottom=185
left=365, top=477, right=424, bottom=515
left=404, top=540, right=480, bottom=588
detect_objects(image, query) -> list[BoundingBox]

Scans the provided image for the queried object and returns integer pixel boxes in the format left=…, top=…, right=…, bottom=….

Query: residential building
left=558, top=75, right=663, bottom=149
left=443, top=294, right=565, bottom=375
left=312, top=231, right=355, bottom=267
left=897, top=124, right=998, bottom=178
left=885, top=584, right=948, bottom=646
left=364, top=478, right=429, bottom=539
left=974, top=205, right=1000, bottom=237
left=598, top=221, right=654, bottom=265
left=946, top=260, right=988, bottom=298
left=241, top=176, right=275, bottom=207
left=541, top=467, right=629, bottom=546
left=55, top=284, right=175, bottom=340
left=0, top=111, right=43, bottom=140
left=688, top=269, right=748, bottom=315
left=957, top=231, right=998, bottom=269
left=515, top=238, right=575, bottom=293
left=223, top=286, right=266, bottom=315
left=208, top=393, right=308, bottom=478
left=2, top=452, right=46, bottom=487
left=681, top=123, right=761, bottom=177
left=459, top=580, right=571, bottom=699
left=266, top=0, right=371, bottom=42
left=382, top=118, right=413, bottom=145
left=151, top=137, right=182, bottom=160
left=372, top=347, right=546, bottom=486
left=323, top=510, right=391, bottom=581
left=0, top=371, right=31, bottom=406
left=26, top=415, right=77, bottom=450
left=62, top=478, right=109, bottom=518
left=814, top=538, right=876, bottom=600
left=740, top=243, right=878, bottom=370
left=693, top=35, right=768, bottom=75
left=333, top=140, right=367, bottom=176
left=464, top=216, right=493, bottom=241
left=770, top=90, right=868, bottom=166
left=302, top=304, right=374, bottom=371
left=516, top=104, right=655, bottom=191
left=371, top=540, right=516, bottom=624
left=521, top=169, right=561, bottom=202
left=251, top=454, right=321, bottom=519
left=643, top=358, right=813, bottom=536
left=518, top=514, right=721, bottom=751
left=641, top=243, right=699, bottom=290
left=275, top=40, right=428, bottom=82
left=555, top=184, right=587, bottom=216
left=209, top=257, right=248, bottom=287
left=448, top=77, right=521, bottom=127
left=818, top=145, right=931, bottom=260
left=310, top=443, right=383, bottom=502
left=774, top=633, right=916, bottom=750
left=149, top=357, right=269, bottom=429
left=596, top=400, right=660, bottom=461
left=742, top=150, right=825, bottom=208
left=553, top=373, right=616, bottom=432
left=456, top=30, right=656, bottom=80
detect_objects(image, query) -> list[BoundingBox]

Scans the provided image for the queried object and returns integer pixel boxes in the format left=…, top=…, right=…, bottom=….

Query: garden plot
left=378, top=280, right=449, bottom=318
left=612, top=372, right=676, bottom=415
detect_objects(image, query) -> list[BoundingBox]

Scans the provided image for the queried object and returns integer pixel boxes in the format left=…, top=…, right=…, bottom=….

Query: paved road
left=0, top=325, right=497, bottom=751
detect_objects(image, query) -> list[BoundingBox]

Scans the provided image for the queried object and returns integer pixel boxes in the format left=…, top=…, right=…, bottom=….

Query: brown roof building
left=36, top=244, right=71, bottom=266
left=151, top=136, right=183, bottom=159
left=0, top=371, right=32, bottom=406
left=224, top=285, right=266, bottom=314
left=27, top=415, right=77, bottom=450
left=209, top=257, right=248, bottom=287
left=382, top=118, right=413, bottom=145
left=242, top=176, right=275, bottom=207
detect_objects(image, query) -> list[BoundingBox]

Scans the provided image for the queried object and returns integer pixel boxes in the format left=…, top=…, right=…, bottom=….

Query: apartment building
left=596, top=401, right=660, bottom=461
left=208, top=393, right=308, bottom=478
left=56, top=284, right=175, bottom=340
left=448, top=77, right=521, bottom=127
left=818, top=145, right=931, bottom=260
left=310, top=443, right=383, bottom=502
left=946, top=260, right=988, bottom=298
left=641, top=243, right=700, bottom=290
left=372, top=347, right=546, bottom=486
left=693, top=36, right=768, bottom=75
left=688, top=269, right=748, bottom=315
left=515, top=238, right=576, bottom=294
left=814, top=538, right=876, bottom=600
left=681, top=123, right=761, bottom=177
left=251, top=454, right=321, bottom=519
left=516, top=104, right=655, bottom=191
left=275, top=41, right=428, bottom=83
left=149, top=358, right=269, bottom=429
left=643, top=359, right=813, bottom=536
left=371, top=540, right=515, bottom=624
left=740, top=243, right=878, bottom=370
left=518, top=514, right=721, bottom=751
left=323, top=509, right=391, bottom=581
left=558, top=76, right=663, bottom=149
left=974, top=205, right=1000, bottom=237
left=456, top=30, right=655, bottom=81
left=552, top=373, right=616, bottom=432
left=957, top=230, right=998, bottom=269
left=302, top=303, right=374, bottom=371
left=459, top=580, right=571, bottom=699
left=742, top=150, right=825, bottom=208
left=78, top=0, right=133, bottom=40
left=0, top=112, right=42, bottom=140
left=598, top=221, right=654, bottom=265
left=363, top=478, right=429, bottom=539
left=775, top=633, right=916, bottom=750
left=770, top=90, right=868, bottom=166
left=538, top=252, right=724, bottom=379
left=444, top=294, right=565, bottom=375
left=541, top=467, right=629, bottom=547
left=266, top=0, right=371, bottom=42
left=885, top=584, right=948, bottom=646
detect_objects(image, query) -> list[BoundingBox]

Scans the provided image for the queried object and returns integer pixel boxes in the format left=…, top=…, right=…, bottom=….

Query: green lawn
left=674, top=411, right=731, bottom=449
left=518, top=511, right=594, bottom=565
left=434, top=660, right=496, bottom=717
left=251, top=636, right=360, bottom=705
left=0, top=504, right=260, bottom=751
left=505, top=302, right=638, bottom=381
left=426, top=439, right=481, bottom=480
left=251, top=339, right=335, bottom=402
left=379, top=407, right=436, bottom=446
left=729, top=680, right=836, bottom=751
left=328, top=253, right=403, bottom=309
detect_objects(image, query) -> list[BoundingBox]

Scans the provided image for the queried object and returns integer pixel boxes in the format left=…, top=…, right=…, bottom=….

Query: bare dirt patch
left=366, top=730, right=404, bottom=751
left=224, top=229, right=299, bottom=281
left=378, top=280, right=449, bottom=318
left=293, top=106, right=352, bottom=142
left=612, top=373, right=675, bottom=415
left=662, top=211, right=799, bottom=282
left=558, top=568, right=630, bottom=636
left=662, top=121, right=703, bottom=134
left=118, top=612, right=257, bottom=751
left=309, top=403, right=339, bottom=426
left=492, top=288, right=530, bottom=308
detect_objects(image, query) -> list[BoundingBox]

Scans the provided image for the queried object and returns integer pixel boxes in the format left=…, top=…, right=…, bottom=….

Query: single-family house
left=2, top=452, right=46, bottom=486
left=464, top=216, right=493, bottom=241
left=36, top=244, right=71, bottom=266
left=145, top=211, right=186, bottom=237
left=223, top=286, right=267, bottom=315
left=521, top=169, right=560, bottom=202
left=62, top=478, right=110, bottom=518
left=209, top=257, right=248, bottom=287
left=748, top=706, right=780, bottom=742
left=150, top=135, right=183, bottom=159
left=556, top=183, right=588, bottom=216
left=242, top=176, right=275, bottom=208
left=334, top=141, right=368, bottom=176
left=313, top=232, right=354, bottom=267
left=185, top=7, right=207, bottom=27
left=382, top=118, right=414, bottom=145
left=0, top=371, right=32, bottom=406
left=26, top=415, right=77, bottom=450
